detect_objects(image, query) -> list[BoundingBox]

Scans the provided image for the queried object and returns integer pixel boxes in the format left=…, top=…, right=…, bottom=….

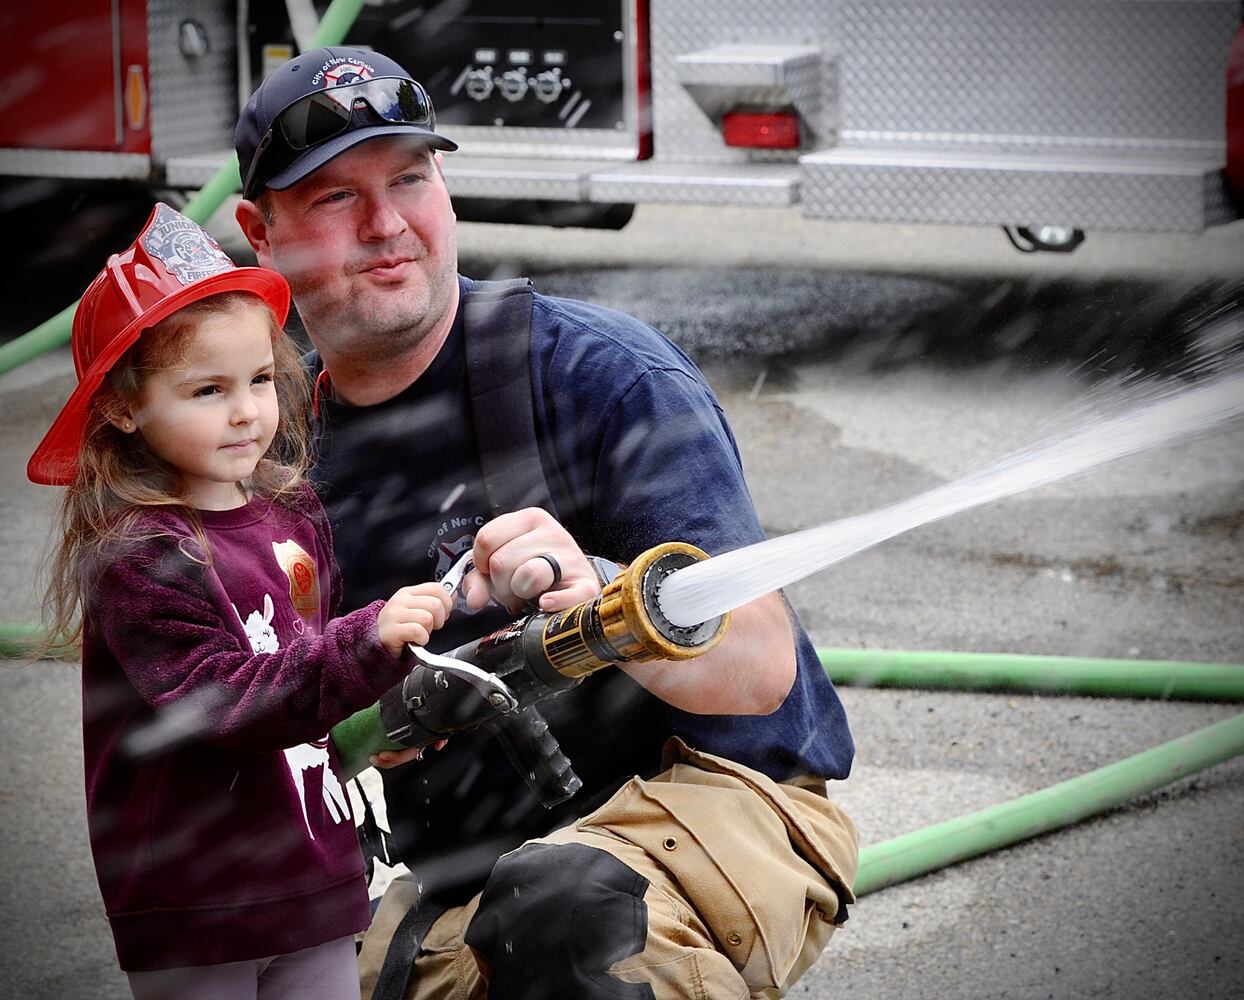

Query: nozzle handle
left=487, top=705, right=583, bottom=808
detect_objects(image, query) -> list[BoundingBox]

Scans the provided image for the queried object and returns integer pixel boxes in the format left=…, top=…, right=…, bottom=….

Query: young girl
left=28, top=204, right=451, bottom=1000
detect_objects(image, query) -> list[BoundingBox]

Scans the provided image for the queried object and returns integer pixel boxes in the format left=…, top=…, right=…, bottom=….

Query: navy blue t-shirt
left=313, top=275, right=853, bottom=896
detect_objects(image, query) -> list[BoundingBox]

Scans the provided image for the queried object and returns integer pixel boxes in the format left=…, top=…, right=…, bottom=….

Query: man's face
left=255, top=137, right=458, bottom=363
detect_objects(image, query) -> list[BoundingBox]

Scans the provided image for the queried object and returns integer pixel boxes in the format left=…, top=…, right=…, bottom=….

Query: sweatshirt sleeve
left=89, top=532, right=408, bottom=753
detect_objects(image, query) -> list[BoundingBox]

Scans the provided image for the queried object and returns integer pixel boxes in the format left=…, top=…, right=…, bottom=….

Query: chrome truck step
left=798, top=145, right=1235, bottom=232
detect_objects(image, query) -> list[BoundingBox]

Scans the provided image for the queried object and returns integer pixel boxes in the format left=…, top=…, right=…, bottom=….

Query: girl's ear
left=99, top=393, right=138, bottom=434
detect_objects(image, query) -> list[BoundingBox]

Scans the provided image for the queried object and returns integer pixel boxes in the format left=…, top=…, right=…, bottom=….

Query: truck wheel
left=1003, top=225, right=1086, bottom=253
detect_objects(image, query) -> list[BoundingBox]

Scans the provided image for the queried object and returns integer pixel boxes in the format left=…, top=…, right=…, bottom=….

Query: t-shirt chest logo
left=233, top=594, right=278, bottom=652
left=272, top=539, right=320, bottom=624
left=429, top=514, right=487, bottom=615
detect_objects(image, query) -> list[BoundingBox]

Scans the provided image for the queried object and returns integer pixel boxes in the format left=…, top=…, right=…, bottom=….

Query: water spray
left=332, top=542, right=730, bottom=803
left=656, top=369, right=1244, bottom=628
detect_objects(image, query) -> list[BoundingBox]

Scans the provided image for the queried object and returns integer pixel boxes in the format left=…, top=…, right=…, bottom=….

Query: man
left=235, top=45, right=857, bottom=999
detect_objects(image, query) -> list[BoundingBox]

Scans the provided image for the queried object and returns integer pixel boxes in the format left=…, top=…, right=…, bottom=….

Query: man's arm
left=619, top=590, right=795, bottom=715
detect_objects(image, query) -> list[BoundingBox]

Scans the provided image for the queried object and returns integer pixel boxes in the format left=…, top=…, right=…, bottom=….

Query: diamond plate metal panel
left=650, top=1, right=1235, bottom=159
left=589, top=162, right=799, bottom=204
left=164, top=151, right=233, bottom=188
left=447, top=126, right=637, bottom=161
left=1202, top=171, right=1237, bottom=227
left=674, top=44, right=829, bottom=138
left=649, top=0, right=838, bottom=163
left=644, top=0, right=1235, bottom=229
left=147, top=0, right=237, bottom=163
left=443, top=158, right=619, bottom=200
left=800, top=147, right=1226, bottom=230
left=838, top=0, right=1237, bottom=152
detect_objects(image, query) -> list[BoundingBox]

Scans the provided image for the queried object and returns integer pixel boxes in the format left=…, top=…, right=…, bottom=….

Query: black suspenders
left=462, top=278, right=560, bottom=520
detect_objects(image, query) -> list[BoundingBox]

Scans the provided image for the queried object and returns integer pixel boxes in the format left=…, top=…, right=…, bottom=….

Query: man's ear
left=235, top=198, right=274, bottom=266
left=432, top=152, right=455, bottom=219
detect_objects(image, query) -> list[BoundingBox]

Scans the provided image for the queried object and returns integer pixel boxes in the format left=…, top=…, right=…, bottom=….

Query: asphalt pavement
left=1, top=206, right=1242, bottom=998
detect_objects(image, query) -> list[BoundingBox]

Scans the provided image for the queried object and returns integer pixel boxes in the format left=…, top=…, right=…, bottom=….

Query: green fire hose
left=0, top=0, right=367, bottom=378
left=817, top=647, right=1244, bottom=702
left=853, top=709, right=1244, bottom=896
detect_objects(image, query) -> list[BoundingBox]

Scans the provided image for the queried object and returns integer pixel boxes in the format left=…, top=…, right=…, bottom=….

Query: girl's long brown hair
left=43, top=291, right=313, bottom=649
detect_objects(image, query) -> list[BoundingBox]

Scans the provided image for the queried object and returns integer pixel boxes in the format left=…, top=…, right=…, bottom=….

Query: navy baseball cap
left=235, top=46, right=457, bottom=199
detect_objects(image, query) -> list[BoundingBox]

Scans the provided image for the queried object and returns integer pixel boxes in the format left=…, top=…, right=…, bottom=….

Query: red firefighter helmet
left=27, top=203, right=290, bottom=486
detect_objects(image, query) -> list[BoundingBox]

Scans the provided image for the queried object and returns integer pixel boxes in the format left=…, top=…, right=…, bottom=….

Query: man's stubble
left=289, top=224, right=459, bottom=369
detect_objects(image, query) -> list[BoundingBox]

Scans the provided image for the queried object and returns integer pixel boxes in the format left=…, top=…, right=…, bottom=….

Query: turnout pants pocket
left=542, top=738, right=859, bottom=994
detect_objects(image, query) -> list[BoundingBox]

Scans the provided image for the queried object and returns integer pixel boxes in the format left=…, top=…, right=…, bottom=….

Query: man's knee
left=464, top=842, right=655, bottom=1000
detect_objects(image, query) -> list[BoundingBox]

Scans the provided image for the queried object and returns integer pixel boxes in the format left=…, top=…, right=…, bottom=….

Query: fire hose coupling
left=548, top=541, right=731, bottom=678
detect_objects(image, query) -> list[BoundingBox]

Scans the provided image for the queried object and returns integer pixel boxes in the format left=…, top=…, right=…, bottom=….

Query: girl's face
left=123, top=303, right=279, bottom=510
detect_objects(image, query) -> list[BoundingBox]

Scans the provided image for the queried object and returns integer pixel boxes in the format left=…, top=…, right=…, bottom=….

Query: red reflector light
left=721, top=111, right=800, bottom=149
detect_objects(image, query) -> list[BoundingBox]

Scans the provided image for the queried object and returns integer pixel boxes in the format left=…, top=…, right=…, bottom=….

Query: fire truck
left=1, top=0, right=1242, bottom=255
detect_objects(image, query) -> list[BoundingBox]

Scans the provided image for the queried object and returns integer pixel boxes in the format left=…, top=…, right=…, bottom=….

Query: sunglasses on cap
left=241, top=76, right=436, bottom=200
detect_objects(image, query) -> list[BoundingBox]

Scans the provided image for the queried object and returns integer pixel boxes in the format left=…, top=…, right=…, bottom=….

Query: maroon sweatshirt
left=81, top=487, right=409, bottom=971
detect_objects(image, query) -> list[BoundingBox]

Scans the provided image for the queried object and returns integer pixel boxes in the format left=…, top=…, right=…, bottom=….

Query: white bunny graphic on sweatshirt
left=233, top=593, right=351, bottom=840
left=237, top=593, right=279, bottom=653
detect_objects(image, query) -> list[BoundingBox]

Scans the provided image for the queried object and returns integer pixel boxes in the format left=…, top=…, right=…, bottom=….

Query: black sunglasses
left=242, top=77, right=436, bottom=200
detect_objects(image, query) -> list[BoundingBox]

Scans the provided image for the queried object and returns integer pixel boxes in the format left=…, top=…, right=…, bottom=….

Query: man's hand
left=462, top=508, right=599, bottom=614
left=369, top=742, right=447, bottom=770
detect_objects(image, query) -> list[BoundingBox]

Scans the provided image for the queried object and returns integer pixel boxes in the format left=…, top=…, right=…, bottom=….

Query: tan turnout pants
left=359, top=739, right=859, bottom=999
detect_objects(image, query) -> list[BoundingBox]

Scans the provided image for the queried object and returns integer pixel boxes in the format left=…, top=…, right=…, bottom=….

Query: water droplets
left=439, top=482, right=466, bottom=512
left=748, top=368, right=768, bottom=400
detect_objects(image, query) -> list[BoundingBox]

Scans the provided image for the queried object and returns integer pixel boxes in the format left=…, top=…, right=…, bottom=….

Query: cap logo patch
left=313, top=56, right=376, bottom=88
left=141, top=204, right=234, bottom=285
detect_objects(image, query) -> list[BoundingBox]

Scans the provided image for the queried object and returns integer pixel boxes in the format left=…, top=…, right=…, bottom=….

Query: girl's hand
left=377, top=583, right=453, bottom=658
